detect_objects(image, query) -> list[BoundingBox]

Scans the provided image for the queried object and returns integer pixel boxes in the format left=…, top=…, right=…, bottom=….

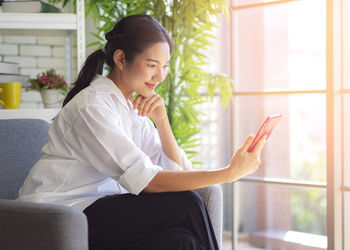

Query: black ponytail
left=62, top=49, right=106, bottom=107
left=62, top=14, right=173, bottom=107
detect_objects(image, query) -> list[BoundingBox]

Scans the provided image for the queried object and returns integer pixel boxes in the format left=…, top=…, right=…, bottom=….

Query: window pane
left=232, top=0, right=326, bottom=91
left=344, top=0, right=350, bottom=89
left=237, top=182, right=327, bottom=249
left=233, top=94, right=326, bottom=182
left=193, top=96, right=225, bottom=170
left=345, top=192, right=350, bottom=250
left=344, top=94, right=350, bottom=187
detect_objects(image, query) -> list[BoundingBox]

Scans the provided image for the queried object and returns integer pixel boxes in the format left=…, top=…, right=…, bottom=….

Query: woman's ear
left=112, top=49, right=126, bottom=71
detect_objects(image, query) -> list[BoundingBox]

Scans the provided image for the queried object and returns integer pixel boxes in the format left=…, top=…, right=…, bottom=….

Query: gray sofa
left=0, top=118, right=223, bottom=250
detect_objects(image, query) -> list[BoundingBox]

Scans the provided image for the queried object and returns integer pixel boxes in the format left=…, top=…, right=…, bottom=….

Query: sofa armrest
left=195, top=184, right=223, bottom=249
left=0, top=199, right=88, bottom=250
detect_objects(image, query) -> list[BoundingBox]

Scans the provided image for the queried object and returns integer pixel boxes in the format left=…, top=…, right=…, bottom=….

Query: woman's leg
left=83, top=190, right=219, bottom=250
left=120, top=228, right=199, bottom=250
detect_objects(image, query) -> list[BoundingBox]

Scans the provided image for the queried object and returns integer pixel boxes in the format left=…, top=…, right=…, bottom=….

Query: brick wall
left=0, top=34, right=78, bottom=108
left=0, top=9, right=98, bottom=109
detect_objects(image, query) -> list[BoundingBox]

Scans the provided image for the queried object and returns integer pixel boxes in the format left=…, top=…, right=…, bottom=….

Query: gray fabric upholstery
left=0, top=119, right=50, bottom=199
left=195, top=185, right=223, bottom=249
left=0, top=119, right=88, bottom=250
left=0, top=118, right=223, bottom=249
left=0, top=199, right=88, bottom=250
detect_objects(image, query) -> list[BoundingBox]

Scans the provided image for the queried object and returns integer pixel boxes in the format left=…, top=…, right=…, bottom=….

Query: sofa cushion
left=0, top=119, right=50, bottom=199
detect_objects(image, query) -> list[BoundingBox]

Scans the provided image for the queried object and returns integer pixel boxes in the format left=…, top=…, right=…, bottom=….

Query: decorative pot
left=40, top=89, right=64, bottom=108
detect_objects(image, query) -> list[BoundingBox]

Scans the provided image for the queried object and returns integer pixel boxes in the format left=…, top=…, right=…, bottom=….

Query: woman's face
left=119, top=42, right=170, bottom=98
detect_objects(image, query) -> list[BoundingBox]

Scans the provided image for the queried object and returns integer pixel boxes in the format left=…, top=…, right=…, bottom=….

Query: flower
left=27, top=69, right=68, bottom=93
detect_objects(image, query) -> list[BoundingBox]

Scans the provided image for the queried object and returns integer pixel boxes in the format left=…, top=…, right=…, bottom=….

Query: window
left=343, top=1, right=350, bottom=249
left=226, top=0, right=346, bottom=249
left=345, top=92, right=350, bottom=249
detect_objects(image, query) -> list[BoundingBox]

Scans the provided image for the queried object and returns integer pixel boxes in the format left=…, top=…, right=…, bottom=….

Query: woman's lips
left=145, top=82, right=156, bottom=90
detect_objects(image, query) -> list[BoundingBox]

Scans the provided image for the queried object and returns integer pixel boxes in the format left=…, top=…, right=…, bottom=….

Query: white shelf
left=0, top=0, right=85, bottom=68
left=0, top=13, right=77, bottom=30
left=0, top=109, right=59, bottom=122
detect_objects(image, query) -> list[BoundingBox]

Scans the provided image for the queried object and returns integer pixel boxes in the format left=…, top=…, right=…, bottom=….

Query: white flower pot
left=40, top=89, right=64, bottom=108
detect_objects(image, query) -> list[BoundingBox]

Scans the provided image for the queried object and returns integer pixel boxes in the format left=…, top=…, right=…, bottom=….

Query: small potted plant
left=28, top=69, right=68, bottom=108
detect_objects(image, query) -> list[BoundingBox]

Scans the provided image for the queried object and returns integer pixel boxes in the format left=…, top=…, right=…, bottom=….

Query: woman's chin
left=140, top=90, right=155, bottom=98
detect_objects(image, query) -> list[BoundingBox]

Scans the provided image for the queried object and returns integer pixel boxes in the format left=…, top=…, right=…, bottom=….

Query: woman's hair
left=62, top=14, right=173, bottom=107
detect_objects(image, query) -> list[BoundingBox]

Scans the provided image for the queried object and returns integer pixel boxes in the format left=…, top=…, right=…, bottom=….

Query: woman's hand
left=226, top=134, right=266, bottom=182
left=129, top=93, right=167, bottom=122
left=130, top=94, right=183, bottom=168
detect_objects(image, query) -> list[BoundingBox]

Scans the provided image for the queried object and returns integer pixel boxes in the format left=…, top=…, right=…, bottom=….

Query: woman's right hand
left=129, top=93, right=167, bottom=123
left=226, top=134, right=266, bottom=182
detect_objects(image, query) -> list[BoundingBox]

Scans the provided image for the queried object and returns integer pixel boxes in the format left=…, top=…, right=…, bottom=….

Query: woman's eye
left=147, top=64, right=156, bottom=68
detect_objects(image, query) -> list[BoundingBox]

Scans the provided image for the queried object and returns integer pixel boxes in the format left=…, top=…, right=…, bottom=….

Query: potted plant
left=28, top=69, right=68, bottom=108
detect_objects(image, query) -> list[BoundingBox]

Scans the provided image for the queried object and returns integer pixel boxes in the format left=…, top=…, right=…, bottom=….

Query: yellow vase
left=0, top=82, right=22, bottom=109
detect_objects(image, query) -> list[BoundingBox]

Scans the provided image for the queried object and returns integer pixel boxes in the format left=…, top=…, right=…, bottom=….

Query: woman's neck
left=107, top=70, right=132, bottom=101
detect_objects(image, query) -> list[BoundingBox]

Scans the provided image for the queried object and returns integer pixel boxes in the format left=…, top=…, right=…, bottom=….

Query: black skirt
left=83, top=190, right=219, bottom=250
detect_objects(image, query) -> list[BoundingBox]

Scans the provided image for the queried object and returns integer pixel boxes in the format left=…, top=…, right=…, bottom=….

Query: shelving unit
left=0, top=13, right=78, bottom=30
left=0, top=0, right=85, bottom=117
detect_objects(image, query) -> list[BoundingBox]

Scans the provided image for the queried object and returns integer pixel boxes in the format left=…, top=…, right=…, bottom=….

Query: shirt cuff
left=179, top=148, right=192, bottom=171
left=117, top=156, right=162, bottom=195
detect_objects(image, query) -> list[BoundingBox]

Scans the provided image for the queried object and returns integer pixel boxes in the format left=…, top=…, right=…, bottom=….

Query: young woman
left=18, top=14, right=266, bottom=250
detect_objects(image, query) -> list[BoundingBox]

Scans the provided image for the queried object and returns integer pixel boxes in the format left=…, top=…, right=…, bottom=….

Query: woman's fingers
left=132, top=95, right=144, bottom=113
left=240, top=134, right=255, bottom=153
left=137, top=97, right=147, bottom=115
left=131, top=96, right=140, bottom=109
left=142, top=94, right=159, bottom=115
left=227, top=134, right=267, bottom=182
left=253, top=135, right=267, bottom=155
left=129, top=96, right=135, bottom=105
left=129, top=94, right=163, bottom=117
left=146, top=95, right=163, bottom=115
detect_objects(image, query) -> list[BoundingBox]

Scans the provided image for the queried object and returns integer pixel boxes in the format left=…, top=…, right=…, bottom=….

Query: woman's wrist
left=153, top=113, right=168, bottom=126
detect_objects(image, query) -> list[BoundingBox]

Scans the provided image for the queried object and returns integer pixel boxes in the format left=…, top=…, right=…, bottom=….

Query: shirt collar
left=90, top=75, right=133, bottom=111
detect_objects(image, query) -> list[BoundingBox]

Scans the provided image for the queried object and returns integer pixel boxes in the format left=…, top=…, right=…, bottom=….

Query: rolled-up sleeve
left=62, top=104, right=162, bottom=195
left=140, top=118, right=192, bottom=171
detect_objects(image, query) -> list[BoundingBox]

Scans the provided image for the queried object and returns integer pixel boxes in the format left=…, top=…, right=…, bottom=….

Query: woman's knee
left=123, top=231, right=200, bottom=250
left=178, top=190, right=206, bottom=210
left=161, top=231, right=200, bottom=250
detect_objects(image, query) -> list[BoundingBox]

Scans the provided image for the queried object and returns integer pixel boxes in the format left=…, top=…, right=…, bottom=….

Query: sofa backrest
left=0, top=119, right=50, bottom=199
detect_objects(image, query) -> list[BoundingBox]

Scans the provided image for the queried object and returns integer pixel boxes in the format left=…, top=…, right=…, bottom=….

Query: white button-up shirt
left=18, top=76, right=192, bottom=211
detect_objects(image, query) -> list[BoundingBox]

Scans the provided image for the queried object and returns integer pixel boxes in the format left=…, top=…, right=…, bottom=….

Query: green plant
left=51, top=0, right=233, bottom=163
left=290, top=157, right=327, bottom=235
left=27, top=69, right=68, bottom=93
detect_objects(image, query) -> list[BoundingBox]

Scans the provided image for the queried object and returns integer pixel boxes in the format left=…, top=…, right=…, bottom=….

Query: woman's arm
left=153, top=115, right=184, bottom=170
left=130, top=94, right=184, bottom=169
left=144, top=134, right=266, bottom=193
left=130, top=94, right=266, bottom=192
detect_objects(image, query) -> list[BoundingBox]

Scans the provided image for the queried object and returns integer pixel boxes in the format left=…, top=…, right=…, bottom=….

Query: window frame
left=228, top=0, right=346, bottom=249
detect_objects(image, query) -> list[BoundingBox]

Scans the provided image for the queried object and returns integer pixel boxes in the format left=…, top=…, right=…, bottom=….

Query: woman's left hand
left=129, top=93, right=167, bottom=122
